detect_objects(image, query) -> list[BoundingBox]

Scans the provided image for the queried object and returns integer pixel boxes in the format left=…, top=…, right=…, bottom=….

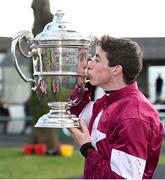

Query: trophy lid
left=34, top=9, right=89, bottom=44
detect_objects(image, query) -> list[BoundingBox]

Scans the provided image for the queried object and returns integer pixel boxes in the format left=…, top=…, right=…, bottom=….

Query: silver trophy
left=11, top=10, right=90, bottom=128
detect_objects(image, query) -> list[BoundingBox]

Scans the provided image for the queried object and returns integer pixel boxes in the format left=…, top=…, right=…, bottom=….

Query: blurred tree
left=31, top=0, right=53, bottom=35
left=88, top=35, right=98, bottom=58
left=29, top=0, right=59, bottom=153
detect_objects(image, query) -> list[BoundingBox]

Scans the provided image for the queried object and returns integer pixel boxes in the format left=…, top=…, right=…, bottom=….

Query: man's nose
left=87, top=58, right=94, bottom=69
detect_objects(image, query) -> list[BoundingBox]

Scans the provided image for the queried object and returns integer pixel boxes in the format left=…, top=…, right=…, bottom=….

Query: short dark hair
left=97, top=35, right=143, bottom=84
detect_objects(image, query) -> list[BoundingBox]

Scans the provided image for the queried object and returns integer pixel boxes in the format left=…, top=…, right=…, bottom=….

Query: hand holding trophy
left=11, top=10, right=90, bottom=128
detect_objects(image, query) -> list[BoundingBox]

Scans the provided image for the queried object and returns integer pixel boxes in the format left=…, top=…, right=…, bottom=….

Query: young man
left=69, top=35, right=164, bottom=179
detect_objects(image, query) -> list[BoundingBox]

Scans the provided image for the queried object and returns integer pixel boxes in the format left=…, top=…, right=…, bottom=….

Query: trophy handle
left=11, top=30, right=37, bottom=91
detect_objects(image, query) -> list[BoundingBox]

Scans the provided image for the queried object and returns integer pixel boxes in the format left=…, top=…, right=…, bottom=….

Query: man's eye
left=95, top=59, right=100, bottom=63
left=88, top=58, right=92, bottom=61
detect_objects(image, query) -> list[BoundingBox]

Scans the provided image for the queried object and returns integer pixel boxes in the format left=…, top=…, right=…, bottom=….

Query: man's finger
left=79, top=120, right=88, bottom=131
left=68, top=127, right=79, bottom=134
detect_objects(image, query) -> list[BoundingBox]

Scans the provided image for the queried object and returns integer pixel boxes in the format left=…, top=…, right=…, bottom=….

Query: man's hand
left=68, top=120, right=91, bottom=148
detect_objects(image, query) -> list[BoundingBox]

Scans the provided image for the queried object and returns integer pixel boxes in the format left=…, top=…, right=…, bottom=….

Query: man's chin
left=89, top=80, right=97, bottom=86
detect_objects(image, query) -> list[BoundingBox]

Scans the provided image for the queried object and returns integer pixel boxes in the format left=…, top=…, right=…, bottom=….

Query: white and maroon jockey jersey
left=70, top=82, right=164, bottom=179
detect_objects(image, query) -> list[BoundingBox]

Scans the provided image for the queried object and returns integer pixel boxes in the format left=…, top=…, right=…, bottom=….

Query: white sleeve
left=79, top=101, right=94, bottom=127
left=111, top=149, right=146, bottom=179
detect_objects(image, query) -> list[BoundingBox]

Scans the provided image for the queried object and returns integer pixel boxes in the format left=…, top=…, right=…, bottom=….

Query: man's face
left=87, top=46, right=114, bottom=89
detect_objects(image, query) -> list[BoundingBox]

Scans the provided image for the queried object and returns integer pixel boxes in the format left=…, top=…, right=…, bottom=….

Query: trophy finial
left=55, top=9, right=65, bottom=22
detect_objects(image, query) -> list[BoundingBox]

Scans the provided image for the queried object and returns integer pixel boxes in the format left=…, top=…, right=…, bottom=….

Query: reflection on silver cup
left=11, top=10, right=90, bottom=128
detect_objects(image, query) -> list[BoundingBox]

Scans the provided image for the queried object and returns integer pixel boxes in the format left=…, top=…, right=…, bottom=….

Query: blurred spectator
left=155, top=74, right=163, bottom=103
left=0, top=101, right=10, bottom=134
left=21, top=100, right=32, bottom=134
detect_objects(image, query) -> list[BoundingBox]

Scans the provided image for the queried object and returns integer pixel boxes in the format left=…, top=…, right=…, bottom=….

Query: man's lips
left=87, top=72, right=91, bottom=79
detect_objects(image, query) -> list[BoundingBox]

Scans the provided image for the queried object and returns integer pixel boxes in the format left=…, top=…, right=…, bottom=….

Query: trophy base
left=34, top=113, right=80, bottom=128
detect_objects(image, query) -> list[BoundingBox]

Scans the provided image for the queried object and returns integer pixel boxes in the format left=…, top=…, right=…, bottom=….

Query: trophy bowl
left=11, top=10, right=90, bottom=128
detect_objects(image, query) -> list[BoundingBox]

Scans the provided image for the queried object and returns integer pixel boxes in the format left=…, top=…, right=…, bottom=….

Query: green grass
left=159, top=139, right=165, bottom=164
left=0, top=147, right=83, bottom=179
left=159, top=155, right=165, bottom=164
left=0, top=144, right=165, bottom=178
left=162, top=139, right=165, bottom=146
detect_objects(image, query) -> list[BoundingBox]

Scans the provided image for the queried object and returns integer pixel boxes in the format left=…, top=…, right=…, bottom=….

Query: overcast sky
left=0, top=0, right=165, bottom=38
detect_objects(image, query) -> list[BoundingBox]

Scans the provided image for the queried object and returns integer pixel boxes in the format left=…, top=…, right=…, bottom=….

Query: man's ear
left=113, top=65, right=122, bottom=75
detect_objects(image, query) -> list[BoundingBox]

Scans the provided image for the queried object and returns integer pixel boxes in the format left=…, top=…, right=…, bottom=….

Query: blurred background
left=0, top=0, right=165, bottom=179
